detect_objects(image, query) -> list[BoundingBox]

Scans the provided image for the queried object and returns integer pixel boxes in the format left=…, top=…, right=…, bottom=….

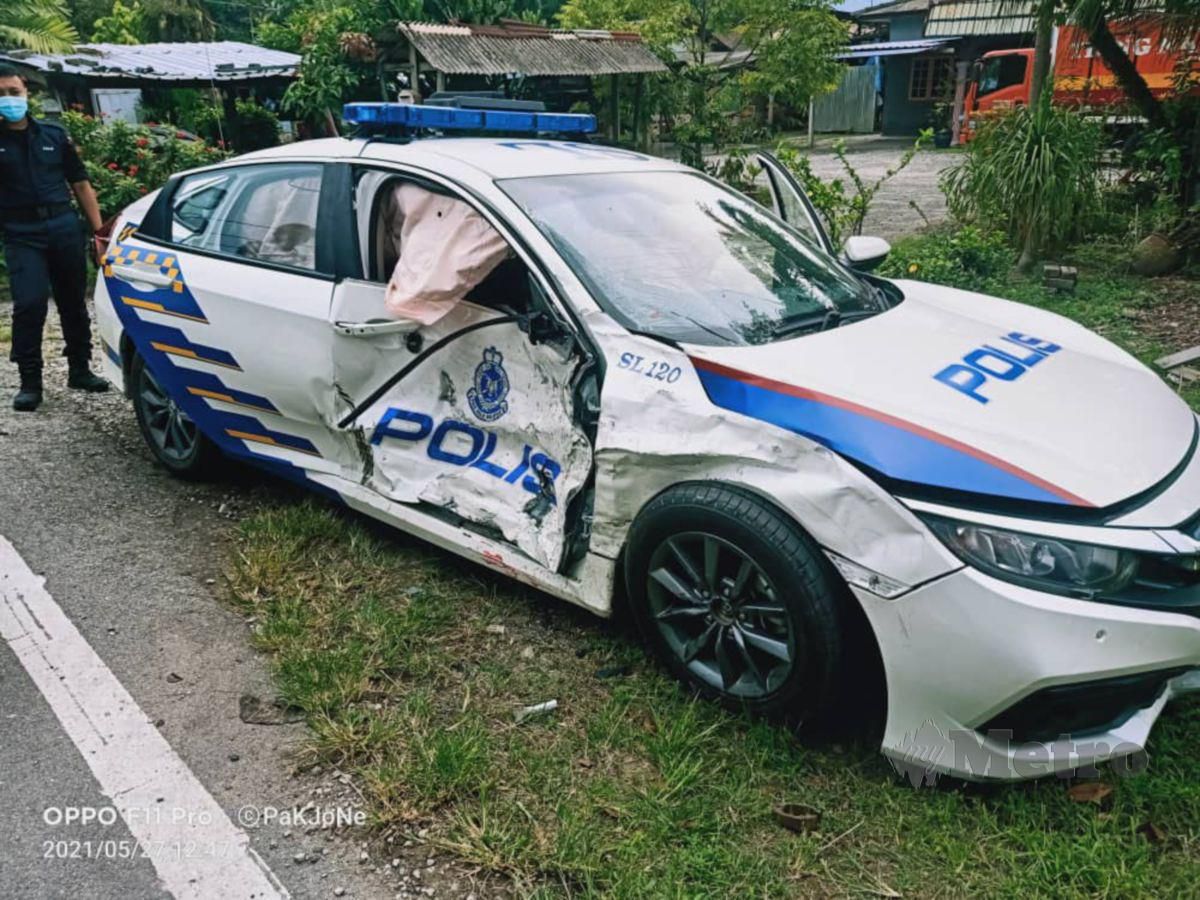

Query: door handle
left=332, top=318, right=419, bottom=337
left=109, top=264, right=175, bottom=289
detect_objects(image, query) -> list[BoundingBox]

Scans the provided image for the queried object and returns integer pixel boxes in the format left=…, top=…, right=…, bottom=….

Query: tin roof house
left=0, top=41, right=301, bottom=127
left=852, top=0, right=1035, bottom=135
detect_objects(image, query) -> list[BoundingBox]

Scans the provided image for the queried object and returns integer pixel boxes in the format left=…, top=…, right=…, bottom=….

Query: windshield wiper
left=771, top=306, right=883, bottom=340
left=771, top=307, right=840, bottom=338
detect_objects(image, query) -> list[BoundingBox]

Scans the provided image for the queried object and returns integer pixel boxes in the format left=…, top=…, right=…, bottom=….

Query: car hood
left=686, top=279, right=1196, bottom=510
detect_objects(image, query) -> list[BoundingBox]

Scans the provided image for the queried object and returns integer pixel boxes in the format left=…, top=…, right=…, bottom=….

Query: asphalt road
left=0, top=319, right=407, bottom=899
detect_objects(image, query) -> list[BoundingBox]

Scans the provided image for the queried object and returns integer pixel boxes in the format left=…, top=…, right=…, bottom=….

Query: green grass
left=228, top=496, right=1200, bottom=898
left=223, top=238, right=1200, bottom=897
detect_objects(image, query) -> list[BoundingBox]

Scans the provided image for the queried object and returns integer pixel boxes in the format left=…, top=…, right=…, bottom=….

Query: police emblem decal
left=468, top=347, right=510, bottom=422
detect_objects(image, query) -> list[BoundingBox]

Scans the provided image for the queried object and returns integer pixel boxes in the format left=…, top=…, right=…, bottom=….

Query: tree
left=1, top=0, right=78, bottom=52
left=91, top=0, right=145, bottom=43
left=559, top=0, right=846, bottom=166
left=1027, top=0, right=1055, bottom=103
left=137, top=0, right=214, bottom=41
left=259, top=0, right=423, bottom=124
left=1067, top=0, right=1199, bottom=201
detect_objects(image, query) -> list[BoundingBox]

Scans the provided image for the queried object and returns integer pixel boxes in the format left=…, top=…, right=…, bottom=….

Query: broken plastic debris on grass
left=515, top=700, right=558, bottom=724
left=1067, top=781, right=1114, bottom=804
left=772, top=803, right=822, bottom=834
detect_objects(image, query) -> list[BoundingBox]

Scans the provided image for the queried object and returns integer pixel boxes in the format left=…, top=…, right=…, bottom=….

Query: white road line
left=0, top=535, right=289, bottom=900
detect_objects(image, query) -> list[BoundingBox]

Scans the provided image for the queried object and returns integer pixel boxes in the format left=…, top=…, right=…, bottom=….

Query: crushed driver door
left=328, top=281, right=593, bottom=572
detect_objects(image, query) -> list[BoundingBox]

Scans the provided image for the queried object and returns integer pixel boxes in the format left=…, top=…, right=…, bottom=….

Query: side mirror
left=841, top=235, right=891, bottom=272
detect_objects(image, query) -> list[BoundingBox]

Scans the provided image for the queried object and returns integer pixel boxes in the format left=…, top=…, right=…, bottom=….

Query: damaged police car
left=94, top=102, right=1200, bottom=781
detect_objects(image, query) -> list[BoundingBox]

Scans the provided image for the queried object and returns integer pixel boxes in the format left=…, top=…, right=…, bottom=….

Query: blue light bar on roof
left=343, top=102, right=597, bottom=135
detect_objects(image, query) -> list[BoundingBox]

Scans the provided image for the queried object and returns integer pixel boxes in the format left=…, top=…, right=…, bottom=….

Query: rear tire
left=130, top=352, right=220, bottom=479
left=625, top=483, right=845, bottom=727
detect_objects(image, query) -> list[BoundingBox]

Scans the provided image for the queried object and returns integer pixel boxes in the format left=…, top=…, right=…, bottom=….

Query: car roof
left=238, top=136, right=688, bottom=181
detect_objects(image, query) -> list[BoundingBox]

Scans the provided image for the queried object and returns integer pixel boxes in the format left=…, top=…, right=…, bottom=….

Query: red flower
left=146, top=121, right=158, bottom=127
left=106, top=162, right=118, bottom=170
left=176, top=130, right=188, bottom=139
left=136, top=137, right=149, bottom=148
left=139, top=186, right=148, bottom=193
left=128, top=165, right=139, bottom=176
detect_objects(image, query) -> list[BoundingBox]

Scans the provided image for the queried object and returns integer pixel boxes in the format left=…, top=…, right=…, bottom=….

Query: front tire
left=625, top=483, right=845, bottom=726
left=130, top=352, right=220, bottom=479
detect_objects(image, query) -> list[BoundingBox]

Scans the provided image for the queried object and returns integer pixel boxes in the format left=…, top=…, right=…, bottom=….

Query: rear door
left=104, top=161, right=347, bottom=477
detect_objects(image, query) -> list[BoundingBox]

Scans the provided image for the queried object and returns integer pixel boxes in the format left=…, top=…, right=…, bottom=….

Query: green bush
left=878, top=226, right=1012, bottom=291
left=233, top=99, right=280, bottom=152
left=62, top=110, right=226, bottom=218
left=941, top=101, right=1104, bottom=269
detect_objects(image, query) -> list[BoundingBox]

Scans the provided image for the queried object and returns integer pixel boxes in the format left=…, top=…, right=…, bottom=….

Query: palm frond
left=0, top=0, right=78, bottom=53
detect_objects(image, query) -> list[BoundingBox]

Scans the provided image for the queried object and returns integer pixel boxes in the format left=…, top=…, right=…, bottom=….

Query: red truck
left=961, top=17, right=1198, bottom=141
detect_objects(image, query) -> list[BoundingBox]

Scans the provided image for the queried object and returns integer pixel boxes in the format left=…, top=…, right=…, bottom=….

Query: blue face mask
left=0, top=96, right=29, bottom=122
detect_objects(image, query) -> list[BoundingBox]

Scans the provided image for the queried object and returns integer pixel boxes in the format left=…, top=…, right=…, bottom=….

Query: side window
left=352, top=169, right=532, bottom=315
left=978, top=56, right=1028, bottom=98
left=169, top=163, right=324, bottom=271
left=766, top=168, right=825, bottom=248
left=909, top=56, right=954, bottom=101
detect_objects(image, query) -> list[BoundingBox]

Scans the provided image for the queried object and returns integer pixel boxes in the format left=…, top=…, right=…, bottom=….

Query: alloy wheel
left=645, top=532, right=796, bottom=698
left=139, top=366, right=198, bottom=463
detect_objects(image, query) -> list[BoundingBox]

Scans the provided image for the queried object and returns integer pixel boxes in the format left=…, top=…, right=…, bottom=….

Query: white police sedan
left=93, top=102, right=1200, bottom=781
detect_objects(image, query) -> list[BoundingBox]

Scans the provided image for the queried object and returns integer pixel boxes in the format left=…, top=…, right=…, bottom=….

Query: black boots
left=67, top=362, right=110, bottom=393
left=12, top=367, right=42, bottom=412
left=11, top=362, right=109, bottom=411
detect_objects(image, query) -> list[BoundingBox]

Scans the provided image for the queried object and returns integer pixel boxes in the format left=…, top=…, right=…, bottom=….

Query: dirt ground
left=695, top=133, right=956, bottom=242
left=794, top=135, right=955, bottom=241
left=1126, top=275, right=1200, bottom=352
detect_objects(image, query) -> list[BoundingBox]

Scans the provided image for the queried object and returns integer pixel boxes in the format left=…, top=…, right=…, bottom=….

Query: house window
left=909, top=56, right=954, bottom=101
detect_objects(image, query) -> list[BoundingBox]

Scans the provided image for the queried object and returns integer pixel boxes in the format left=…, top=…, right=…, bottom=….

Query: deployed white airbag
left=383, top=183, right=510, bottom=325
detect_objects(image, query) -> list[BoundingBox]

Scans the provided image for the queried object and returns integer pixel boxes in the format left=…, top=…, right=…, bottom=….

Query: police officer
left=0, top=62, right=109, bottom=412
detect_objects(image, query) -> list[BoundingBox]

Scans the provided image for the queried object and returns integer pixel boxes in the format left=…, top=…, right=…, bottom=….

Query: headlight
left=922, top=515, right=1139, bottom=597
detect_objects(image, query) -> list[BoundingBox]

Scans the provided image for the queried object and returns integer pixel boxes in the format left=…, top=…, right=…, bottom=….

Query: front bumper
left=857, top=566, right=1200, bottom=781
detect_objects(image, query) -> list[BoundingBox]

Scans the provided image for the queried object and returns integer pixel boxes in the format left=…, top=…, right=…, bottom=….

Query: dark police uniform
left=0, top=117, right=93, bottom=382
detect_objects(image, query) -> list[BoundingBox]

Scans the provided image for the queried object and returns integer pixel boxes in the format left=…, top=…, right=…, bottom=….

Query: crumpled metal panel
left=340, top=310, right=592, bottom=573
left=584, top=314, right=959, bottom=588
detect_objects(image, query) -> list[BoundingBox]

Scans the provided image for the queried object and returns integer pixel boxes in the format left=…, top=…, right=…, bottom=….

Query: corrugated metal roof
left=855, top=0, right=932, bottom=19
left=838, top=38, right=954, bottom=57
left=398, top=21, right=668, bottom=76
left=925, top=0, right=1035, bottom=36
left=0, top=41, right=300, bottom=82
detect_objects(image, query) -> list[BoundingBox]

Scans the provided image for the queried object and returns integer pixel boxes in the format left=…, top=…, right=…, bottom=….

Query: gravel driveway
left=697, top=133, right=959, bottom=243
left=0, top=306, right=487, bottom=900
left=794, top=135, right=957, bottom=242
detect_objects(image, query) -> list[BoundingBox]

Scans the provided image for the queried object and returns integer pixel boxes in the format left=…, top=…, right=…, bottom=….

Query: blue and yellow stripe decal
left=146, top=327, right=241, bottom=370
left=101, top=338, right=122, bottom=367
left=225, top=427, right=321, bottom=457
left=184, top=371, right=279, bottom=415
left=103, top=237, right=328, bottom=475
left=121, top=295, right=209, bottom=323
